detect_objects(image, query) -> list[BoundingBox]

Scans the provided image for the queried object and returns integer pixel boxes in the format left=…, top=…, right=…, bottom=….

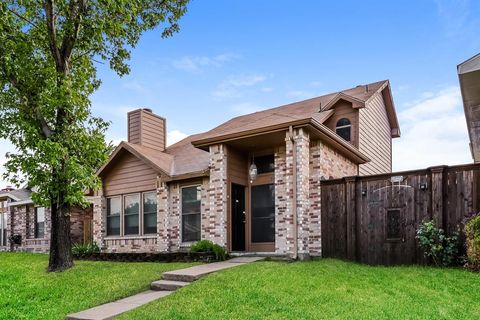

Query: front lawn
left=0, top=253, right=195, bottom=319
left=120, top=259, right=480, bottom=320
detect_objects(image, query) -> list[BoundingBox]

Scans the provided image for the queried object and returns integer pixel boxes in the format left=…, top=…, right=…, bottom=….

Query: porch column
left=157, top=180, right=170, bottom=252
left=308, top=140, right=322, bottom=256
left=294, top=128, right=311, bottom=260
left=92, top=189, right=106, bottom=250
left=203, top=144, right=228, bottom=247
left=276, top=128, right=310, bottom=259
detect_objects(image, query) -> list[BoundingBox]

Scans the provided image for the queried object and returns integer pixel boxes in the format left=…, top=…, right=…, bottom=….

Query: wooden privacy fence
left=321, top=164, right=480, bottom=265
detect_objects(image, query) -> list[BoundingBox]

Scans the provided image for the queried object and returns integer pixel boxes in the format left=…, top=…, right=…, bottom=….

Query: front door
left=231, top=183, right=246, bottom=251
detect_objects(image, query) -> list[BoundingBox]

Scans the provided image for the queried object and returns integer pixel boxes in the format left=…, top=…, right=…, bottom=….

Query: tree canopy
left=0, top=0, right=189, bottom=271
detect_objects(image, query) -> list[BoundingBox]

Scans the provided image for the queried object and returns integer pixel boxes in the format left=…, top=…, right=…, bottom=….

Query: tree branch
left=5, top=7, right=39, bottom=28
left=44, top=0, right=63, bottom=73
left=60, top=0, right=85, bottom=66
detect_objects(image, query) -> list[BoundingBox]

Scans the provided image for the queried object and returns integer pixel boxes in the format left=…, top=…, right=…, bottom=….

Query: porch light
left=249, top=163, right=258, bottom=183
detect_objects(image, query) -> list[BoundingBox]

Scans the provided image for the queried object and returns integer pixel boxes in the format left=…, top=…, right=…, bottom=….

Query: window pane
left=336, top=126, right=351, bottom=142
left=143, top=192, right=157, bottom=213
left=107, top=216, right=120, bottom=236
left=36, top=207, right=45, bottom=223
left=182, top=186, right=201, bottom=242
left=124, top=194, right=140, bottom=235
left=251, top=184, right=275, bottom=243
left=336, top=118, right=351, bottom=127
left=254, top=155, right=274, bottom=174
left=107, top=198, right=121, bottom=236
left=107, top=197, right=121, bottom=216
left=387, top=209, right=402, bottom=240
left=143, top=192, right=157, bottom=234
left=182, top=214, right=200, bottom=242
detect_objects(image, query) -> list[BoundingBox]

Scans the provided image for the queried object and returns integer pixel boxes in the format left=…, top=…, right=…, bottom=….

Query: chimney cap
left=142, top=108, right=153, bottom=113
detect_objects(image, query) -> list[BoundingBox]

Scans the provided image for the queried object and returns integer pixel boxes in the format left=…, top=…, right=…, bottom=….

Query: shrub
left=8, top=234, right=22, bottom=246
left=190, top=240, right=228, bottom=261
left=416, top=220, right=460, bottom=267
left=465, top=213, right=480, bottom=271
left=72, top=242, right=100, bottom=255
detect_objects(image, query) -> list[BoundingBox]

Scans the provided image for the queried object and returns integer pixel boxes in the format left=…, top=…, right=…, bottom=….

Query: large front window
left=181, top=186, right=201, bottom=242
left=124, top=194, right=140, bottom=235
left=35, top=207, right=45, bottom=239
left=106, top=191, right=157, bottom=237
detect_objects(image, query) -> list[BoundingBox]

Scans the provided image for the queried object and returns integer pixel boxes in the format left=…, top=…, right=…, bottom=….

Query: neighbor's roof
left=458, top=53, right=480, bottom=162
left=3, top=188, right=33, bottom=206
left=98, top=80, right=399, bottom=180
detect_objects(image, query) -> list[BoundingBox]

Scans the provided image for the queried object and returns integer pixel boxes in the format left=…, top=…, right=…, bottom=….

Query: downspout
left=289, top=126, right=298, bottom=260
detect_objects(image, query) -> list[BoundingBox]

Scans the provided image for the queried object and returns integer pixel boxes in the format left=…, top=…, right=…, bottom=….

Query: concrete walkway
left=66, top=257, right=263, bottom=320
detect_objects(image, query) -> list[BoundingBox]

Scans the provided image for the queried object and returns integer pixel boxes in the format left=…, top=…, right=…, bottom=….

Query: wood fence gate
left=321, top=164, right=480, bottom=265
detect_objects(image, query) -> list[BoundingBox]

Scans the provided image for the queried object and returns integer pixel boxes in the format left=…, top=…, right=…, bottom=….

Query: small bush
left=416, top=220, right=460, bottom=267
left=8, top=234, right=22, bottom=245
left=72, top=242, right=100, bottom=255
left=465, top=213, right=480, bottom=271
left=190, top=240, right=228, bottom=261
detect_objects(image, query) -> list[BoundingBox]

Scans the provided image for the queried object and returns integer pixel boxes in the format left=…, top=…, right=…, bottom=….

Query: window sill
left=105, top=235, right=157, bottom=240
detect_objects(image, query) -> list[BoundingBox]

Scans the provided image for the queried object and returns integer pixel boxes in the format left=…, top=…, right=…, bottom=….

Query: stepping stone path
left=66, top=257, right=264, bottom=320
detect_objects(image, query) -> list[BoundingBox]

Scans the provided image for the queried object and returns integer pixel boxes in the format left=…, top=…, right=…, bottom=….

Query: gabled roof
left=191, top=80, right=399, bottom=147
left=97, top=141, right=174, bottom=177
left=97, top=138, right=210, bottom=180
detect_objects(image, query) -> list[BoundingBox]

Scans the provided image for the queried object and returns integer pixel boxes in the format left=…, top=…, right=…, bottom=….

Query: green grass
left=120, top=259, right=480, bottom=320
left=0, top=252, right=196, bottom=319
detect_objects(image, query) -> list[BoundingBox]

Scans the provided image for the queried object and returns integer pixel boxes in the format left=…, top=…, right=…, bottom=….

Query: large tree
left=0, top=0, right=189, bottom=272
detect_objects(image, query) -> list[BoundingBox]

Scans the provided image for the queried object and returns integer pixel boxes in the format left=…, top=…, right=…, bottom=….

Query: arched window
left=336, top=118, right=351, bottom=142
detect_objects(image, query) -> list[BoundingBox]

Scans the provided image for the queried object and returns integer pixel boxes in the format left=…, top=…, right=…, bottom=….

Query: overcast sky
left=1, top=0, right=480, bottom=186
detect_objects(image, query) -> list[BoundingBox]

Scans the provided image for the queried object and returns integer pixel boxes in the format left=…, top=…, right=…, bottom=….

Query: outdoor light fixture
left=249, top=154, right=258, bottom=183
left=361, top=190, right=367, bottom=196
left=420, top=183, right=428, bottom=191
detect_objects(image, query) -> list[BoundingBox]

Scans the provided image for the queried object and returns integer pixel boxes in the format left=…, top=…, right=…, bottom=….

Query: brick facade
left=6, top=204, right=90, bottom=253
left=92, top=131, right=358, bottom=257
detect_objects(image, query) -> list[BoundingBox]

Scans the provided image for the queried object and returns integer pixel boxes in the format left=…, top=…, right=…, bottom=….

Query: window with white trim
left=181, top=186, right=201, bottom=242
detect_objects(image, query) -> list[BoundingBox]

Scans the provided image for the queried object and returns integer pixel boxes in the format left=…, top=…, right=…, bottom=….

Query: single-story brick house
left=0, top=187, right=92, bottom=253
left=4, top=80, right=400, bottom=258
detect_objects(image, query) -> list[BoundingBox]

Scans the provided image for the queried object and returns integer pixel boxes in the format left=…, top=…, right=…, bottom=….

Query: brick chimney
left=127, top=108, right=166, bottom=151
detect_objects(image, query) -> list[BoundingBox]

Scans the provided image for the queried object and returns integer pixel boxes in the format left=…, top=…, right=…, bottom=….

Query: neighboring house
left=91, top=80, right=400, bottom=258
left=458, top=53, right=480, bottom=163
left=0, top=187, right=92, bottom=252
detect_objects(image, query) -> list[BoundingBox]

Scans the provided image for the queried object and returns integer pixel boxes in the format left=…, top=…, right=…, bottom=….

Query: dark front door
left=231, top=183, right=246, bottom=251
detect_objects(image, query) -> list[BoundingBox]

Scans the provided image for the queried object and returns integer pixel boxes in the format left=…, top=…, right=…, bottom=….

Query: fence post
left=430, top=166, right=448, bottom=230
left=345, top=176, right=357, bottom=261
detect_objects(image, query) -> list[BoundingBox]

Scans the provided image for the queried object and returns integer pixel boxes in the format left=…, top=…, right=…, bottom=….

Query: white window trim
left=180, top=184, right=202, bottom=244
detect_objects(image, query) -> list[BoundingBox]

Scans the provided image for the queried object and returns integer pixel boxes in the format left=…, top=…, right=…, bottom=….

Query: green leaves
left=0, top=0, right=189, bottom=208
left=416, top=220, right=460, bottom=267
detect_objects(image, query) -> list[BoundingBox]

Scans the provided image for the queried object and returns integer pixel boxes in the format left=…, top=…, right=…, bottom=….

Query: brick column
left=12, top=206, right=27, bottom=251
left=203, top=144, right=228, bottom=247
left=157, top=180, right=170, bottom=252
left=294, top=128, right=310, bottom=260
left=92, top=192, right=106, bottom=250
left=308, top=140, right=322, bottom=256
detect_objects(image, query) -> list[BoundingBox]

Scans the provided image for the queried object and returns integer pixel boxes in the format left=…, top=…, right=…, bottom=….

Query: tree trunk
left=48, top=196, right=73, bottom=272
